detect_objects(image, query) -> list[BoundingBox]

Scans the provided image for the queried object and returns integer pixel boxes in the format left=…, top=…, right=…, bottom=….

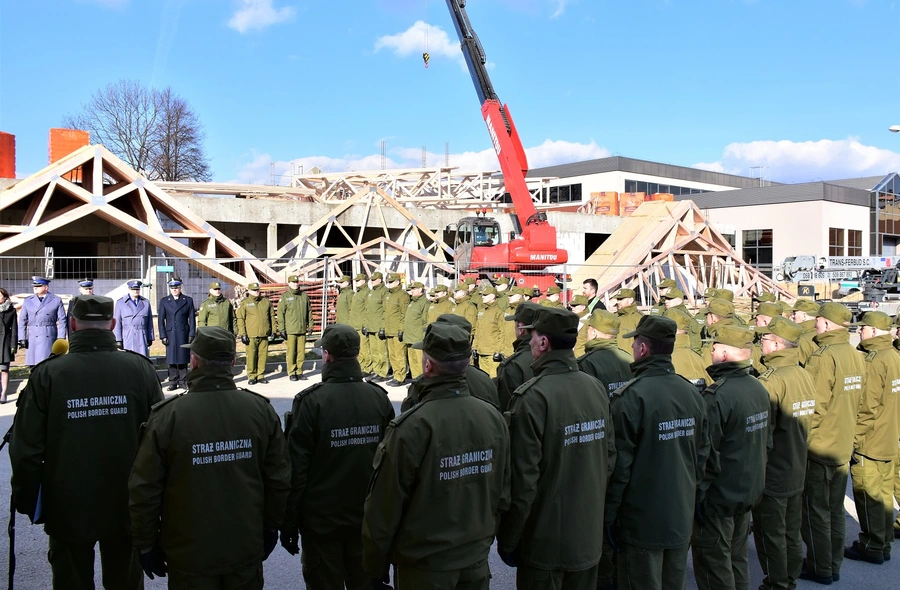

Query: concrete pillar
left=267, top=223, right=278, bottom=260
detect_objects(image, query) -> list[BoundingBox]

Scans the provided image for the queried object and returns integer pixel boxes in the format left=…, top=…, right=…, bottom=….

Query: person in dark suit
left=158, top=278, right=196, bottom=391
left=0, top=287, right=18, bottom=403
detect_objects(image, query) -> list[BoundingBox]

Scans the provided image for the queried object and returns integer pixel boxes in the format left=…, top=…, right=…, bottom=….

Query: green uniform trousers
left=516, top=564, right=597, bottom=590
left=617, top=542, right=689, bottom=590
left=851, top=454, right=895, bottom=557
left=397, top=559, right=490, bottom=590
left=368, top=334, right=389, bottom=378
left=477, top=356, right=499, bottom=379
left=300, top=536, right=368, bottom=590
left=285, top=334, right=307, bottom=377
left=596, top=537, right=616, bottom=589
left=357, top=330, right=372, bottom=373
left=387, top=337, right=408, bottom=382
left=245, top=337, right=269, bottom=380
left=894, top=446, right=900, bottom=534
left=168, top=563, right=263, bottom=589
left=408, top=347, right=423, bottom=379
left=48, top=535, right=143, bottom=590
left=751, top=494, right=802, bottom=590
left=801, top=459, right=849, bottom=578
left=691, top=510, right=752, bottom=590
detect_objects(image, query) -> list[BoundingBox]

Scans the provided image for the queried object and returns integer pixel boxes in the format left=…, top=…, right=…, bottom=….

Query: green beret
left=506, top=302, right=542, bottom=323
left=522, top=307, right=579, bottom=339
left=852, top=310, right=893, bottom=331
left=622, top=315, right=676, bottom=342
left=71, top=295, right=114, bottom=321
left=710, top=324, right=754, bottom=349
left=615, top=288, right=636, bottom=299
left=757, top=302, right=783, bottom=318
left=587, top=309, right=620, bottom=334
left=707, top=298, right=734, bottom=318
left=315, top=324, right=360, bottom=356
left=793, top=299, right=819, bottom=314
left=182, top=326, right=236, bottom=360
left=817, top=302, right=851, bottom=327
left=756, top=316, right=803, bottom=343
left=661, top=287, right=684, bottom=300
left=412, top=322, right=472, bottom=361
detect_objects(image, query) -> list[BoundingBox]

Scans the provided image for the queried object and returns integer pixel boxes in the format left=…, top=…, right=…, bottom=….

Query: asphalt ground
left=0, top=359, right=897, bottom=589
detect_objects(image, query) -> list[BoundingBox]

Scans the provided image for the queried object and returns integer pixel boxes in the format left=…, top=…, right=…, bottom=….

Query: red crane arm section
left=481, top=99, right=538, bottom=228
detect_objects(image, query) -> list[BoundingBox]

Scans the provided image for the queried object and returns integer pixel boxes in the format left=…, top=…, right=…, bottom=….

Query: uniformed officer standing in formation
left=693, top=324, right=772, bottom=590
left=362, top=322, right=510, bottom=590
left=650, top=278, right=678, bottom=316
left=801, top=301, right=866, bottom=584
left=844, top=311, right=900, bottom=565
left=278, top=275, right=313, bottom=382
left=129, top=326, right=291, bottom=588
left=452, top=282, right=479, bottom=328
left=665, top=309, right=710, bottom=391
left=114, top=279, right=154, bottom=356
left=383, top=273, right=410, bottom=386
left=157, top=278, right=196, bottom=391
left=539, top=285, right=564, bottom=308
left=197, top=281, right=237, bottom=335
left=614, top=288, right=643, bottom=355
left=605, top=316, right=708, bottom=590
left=403, top=281, right=429, bottom=380
left=238, top=282, right=276, bottom=385
left=11, top=295, right=163, bottom=589
left=752, top=316, right=816, bottom=590
left=66, top=278, right=94, bottom=321
left=790, top=299, right=820, bottom=366
left=494, top=277, right=510, bottom=309
left=350, top=273, right=372, bottom=375
left=700, top=298, right=737, bottom=366
left=365, top=272, right=390, bottom=382
left=280, top=324, right=395, bottom=589
left=18, top=275, right=67, bottom=366
left=335, top=275, right=353, bottom=326
left=501, top=287, right=525, bottom=357
left=473, top=287, right=505, bottom=377
left=495, top=302, right=540, bottom=411
left=569, top=295, right=590, bottom=357
left=498, top=307, right=615, bottom=589
left=577, top=309, right=632, bottom=398
left=426, top=284, right=455, bottom=323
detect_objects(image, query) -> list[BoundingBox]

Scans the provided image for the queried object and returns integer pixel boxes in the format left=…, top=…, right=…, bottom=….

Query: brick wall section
left=49, top=128, right=90, bottom=182
left=0, top=131, right=14, bottom=178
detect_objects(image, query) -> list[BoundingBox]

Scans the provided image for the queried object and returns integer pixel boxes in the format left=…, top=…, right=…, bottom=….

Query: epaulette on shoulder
left=31, top=352, right=65, bottom=370
left=151, top=392, right=184, bottom=411
left=512, top=374, right=544, bottom=397
left=703, top=379, right=725, bottom=395
left=293, top=381, right=326, bottom=402
left=612, top=377, right=639, bottom=397
left=390, top=398, right=429, bottom=427
left=364, top=379, right=390, bottom=397
left=122, top=349, right=155, bottom=365
left=469, top=364, right=490, bottom=378
left=865, top=350, right=878, bottom=362
left=758, top=367, right=777, bottom=381
left=810, top=344, right=827, bottom=358
left=237, top=387, right=271, bottom=403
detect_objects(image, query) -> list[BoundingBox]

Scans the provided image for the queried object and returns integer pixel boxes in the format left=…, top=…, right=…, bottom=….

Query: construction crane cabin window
left=474, top=225, right=499, bottom=247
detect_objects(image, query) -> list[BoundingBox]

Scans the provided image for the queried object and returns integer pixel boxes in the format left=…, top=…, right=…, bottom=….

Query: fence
left=0, top=256, right=143, bottom=298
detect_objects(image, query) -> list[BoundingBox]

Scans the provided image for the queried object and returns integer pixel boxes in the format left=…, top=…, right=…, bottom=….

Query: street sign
left=157, top=265, right=175, bottom=272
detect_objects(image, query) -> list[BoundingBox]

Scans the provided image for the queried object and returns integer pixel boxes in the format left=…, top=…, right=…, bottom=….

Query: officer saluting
left=158, top=278, right=196, bottom=391
left=114, top=279, right=154, bottom=355
left=18, top=275, right=67, bottom=366
left=129, top=326, right=291, bottom=587
left=11, top=295, right=163, bottom=589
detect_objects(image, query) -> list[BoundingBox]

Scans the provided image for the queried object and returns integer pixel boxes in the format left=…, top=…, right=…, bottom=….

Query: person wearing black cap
left=11, top=295, right=163, bottom=589
left=158, top=278, right=196, bottom=391
left=495, top=302, right=540, bottom=411
left=18, top=275, right=67, bottom=366
left=66, top=278, right=95, bottom=322
left=604, top=315, right=708, bottom=590
left=362, top=322, right=510, bottom=589
left=198, top=282, right=237, bottom=335
left=280, top=324, right=395, bottom=588
left=114, top=279, right=154, bottom=356
left=278, top=275, right=314, bottom=382
left=129, top=326, right=291, bottom=588
left=498, top=307, right=615, bottom=589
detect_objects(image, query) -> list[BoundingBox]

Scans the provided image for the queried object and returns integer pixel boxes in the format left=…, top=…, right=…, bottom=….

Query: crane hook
left=423, top=52, right=430, bottom=68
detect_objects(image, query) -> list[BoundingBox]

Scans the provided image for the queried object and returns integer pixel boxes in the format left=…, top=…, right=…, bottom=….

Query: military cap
left=792, top=299, right=819, bottom=314
left=433, top=284, right=449, bottom=293
left=546, top=286, right=562, bottom=295
left=664, top=309, right=693, bottom=331
left=371, top=272, right=383, bottom=281
left=817, top=302, right=851, bottom=327
left=78, top=279, right=94, bottom=288
left=481, top=286, right=498, bottom=297
left=287, top=275, right=300, bottom=283
left=495, top=277, right=511, bottom=285
left=510, top=286, right=525, bottom=296
left=852, top=310, right=893, bottom=331
left=622, top=315, right=676, bottom=342
left=181, top=326, right=236, bottom=361
left=522, top=307, right=579, bottom=339
left=412, top=322, right=472, bottom=361
left=71, top=295, right=114, bottom=321
left=453, top=283, right=468, bottom=293
left=247, top=282, right=260, bottom=291
left=756, top=292, right=777, bottom=303
left=167, top=278, right=183, bottom=287
left=409, top=281, right=425, bottom=290
left=463, top=277, right=477, bottom=285
left=209, top=282, right=222, bottom=290
left=31, top=276, right=50, bottom=286
left=505, top=301, right=542, bottom=324
left=894, top=314, right=900, bottom=328
left=778, top=301, right=793, bottom=315
left=615, top=288, right=636, bottom=299
left=703, top=288, right=719, bottom=299
left=709, top=324, right=754, bottom=349
left=756, top=302, right=783, bottom=318
left=569, top=295, right=589, bottom=307
left=436, top=314, right=473, bottom=336
left=716, top=289, right=735, bottom=302
left=386, top=272, right=401, bottom=283
left=587, top=309, right=620, bottom=334
left=756, top=316, right=803, bottom=343
left=658, top=278, right=678, bottom=289
left=315, top=324, right=360, bottom=356
left=661, top=287, right=684, bottom=300
left=707, top=298, right=735, bottom=318
left=354, top=273, right=367, bottom=281
left=127, top=279, right=142, bottom=289
left=338, top=275, right=352, bottom=283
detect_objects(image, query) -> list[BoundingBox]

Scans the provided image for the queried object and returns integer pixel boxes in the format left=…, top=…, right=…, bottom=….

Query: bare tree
left=63, top=80, right=212, bottom=182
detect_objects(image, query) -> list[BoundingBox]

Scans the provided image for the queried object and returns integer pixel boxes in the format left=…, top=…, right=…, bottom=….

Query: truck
left=773, top=255, right=893, bottom=283
left=858, top=266, right=900, bottom=316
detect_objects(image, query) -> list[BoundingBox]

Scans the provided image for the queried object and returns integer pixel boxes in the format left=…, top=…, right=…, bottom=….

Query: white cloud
left=693, top=138, right=900, bottom=183
left=375, top=20, right=461, bottom=63
left=551, top=0, right=570, bottom=18
left=228, top=0, right=296, bottom=34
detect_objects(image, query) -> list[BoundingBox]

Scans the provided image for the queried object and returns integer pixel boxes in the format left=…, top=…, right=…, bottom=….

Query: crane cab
left=454, top=216, right=501, bottom=272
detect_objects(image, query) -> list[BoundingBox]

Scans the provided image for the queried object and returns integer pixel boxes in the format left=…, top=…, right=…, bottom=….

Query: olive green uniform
left=365, top=284, right=389, bottom=379
left=129, top=367, right=291, bottom=587
left=665, top=304, right=702, bottom=351
left=362, top=374, right=511, bottom=589
left=671, top=333, right=711, bottom=392
left=426, top=296, right=456, bottom=325
left=10, top=330, right=163, bottom=590
left=283, top=359, right=395, bottom=590
left=238, top=294, right=275, bottom=381
left=350, top=286, right=372, bottom=373
left=451, top=296, right=478, bottom=336
left=384, top=286, right=410, bottom=382
left=539, top=298, right=564, bottom=309
left=198, top=294, right=237, bottom=334
left=496, top=290, right=510, bottom=310
left=851, top=335, right=900, bottom=558
left=801, top=329, right=866, bottom=579
left=499, top=350, right=616, bottom=588
left=501, top=300, right=520, bottom=357
left=403, top=295, right=429, bottom=379
left=752, top=349, right=816, bottom=590
left=335, top=287, right=353, bottom=326
left=278, top=288, right=313, bottom=378
left=693, top=360, right=772, bottom=590
left=577, top=338, right=633, bottom=398
left=616, top=305, right=643, bottom=355
left=605, top=355, right=709, bottom=590
left=796, top=320, right=818, bottom=366
left=473, top=301, right=505, bottom=377
left=495, top=337, right=533, bottom=412
left=573, top=310, right=590, bottom=358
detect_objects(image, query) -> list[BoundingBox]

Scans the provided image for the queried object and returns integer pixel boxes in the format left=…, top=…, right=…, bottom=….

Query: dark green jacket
left=237, top=295, right=275, bottom=338
left=350, top=286, right=369, bottom=331
left=451, top=297, right=478, bottom=335
left=401, top=365, right=500, bottom=412
left=797, top=320, right=818, bottom=366
left=616, top=305, right=643, bottom=355
left=10, top=330, right=163, bottom=541
left=498, top=349, right=615, bottom=570
left=758, top=348, right=815, bottom=497
left=605, top=354, right=708, bottom=549
left=577, top=338, right=633, bottom=398
left=198, top=295, right=237, bottom=334
left=128, top=367, right=291, bottom=576
left=671, top=333, right=711, bottom=391
left=365, top=284, right=387, bottom=332
left=699, top=361, right=772, bottom=516
left=383, top=287, right=409, bottom=336
left=284, top=359, right=394, bottom=539
left=278, top=288, right=313, bottom=334
left=362, top=374, right=510, bottom=575
left=855, top=335, right=900, bottom=461
left=473, top=302, right=505, bottom=355
left=495, top=338, right=533, bottom=411
left=426, top=296, right=455, bottom=324
left=402, top=295, right=429, bottom=344
left=805, top=329, right=866, bottom=465
left=335, top=287, right=353, bottom=326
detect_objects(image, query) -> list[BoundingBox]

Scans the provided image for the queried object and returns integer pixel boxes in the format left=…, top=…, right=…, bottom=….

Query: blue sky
left=2, top=0, right=900, bottom=184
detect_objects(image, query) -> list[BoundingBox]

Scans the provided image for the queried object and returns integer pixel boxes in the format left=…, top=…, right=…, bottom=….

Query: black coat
left=0, top=305, right=18, bottom=365
left=158, top=295, right=196, bottom=365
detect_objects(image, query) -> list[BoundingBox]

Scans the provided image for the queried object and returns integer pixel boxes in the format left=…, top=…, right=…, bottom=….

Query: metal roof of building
left=823, top=176, right=885, bottom=191
left=676, top=180, right=871, bottom=209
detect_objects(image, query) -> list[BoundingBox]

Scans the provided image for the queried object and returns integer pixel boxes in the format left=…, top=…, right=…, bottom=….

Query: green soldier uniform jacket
left=855, top=335, right=900, bottom=461
left=804, top=330, right=866, bottom=465
left=574, top=310, right=590, bottom=358
left=365, top=284, right=387, bottom=332
left=10, top=330, right=164, bottom=541
left=129, top=367, right=291, bottom=575
left=403, top=295, right=429, bottom=344
left=426, top=297, right=455, bottom=324
left=539, top=299, right=564, bottom=309
left=605, top=355, right=708, bottom=549
left=362, top=374, right=511, bottom=575
left=699, top=361, right=773, bottom=516
left=498, top=349, right=616, bottom=571
left=335, top=287, right=353, bottom=326
left=451, top=296, right=478, bottom=335
left=577, top=338, right=633, bottom=398
left=797, top=320, right=818, bottom=365
left=198, top=294, right=237, bottom=334
left=283, top=359, right=395, bottom=539
left=497, top=291, right=509, bottom=310
left=350, top=286, right=369, bottom=331
left=473, top=302, right=505, bottom=356
left=616, top=305, right=643, bottom=354
left=501, top=301, right=520, bottom=357
left=402, top=366, right=500, bottom=411
left=278, top=288, right=313, bottom=334
left=495, top=337, right=533, bottom=411
left=671, top=333, right=711, bottom=391
left=238, top=295, right=275, bottom=337
left=383, top=286, right=409, bottom=337
left=758, top=348, right=816, bottom=497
